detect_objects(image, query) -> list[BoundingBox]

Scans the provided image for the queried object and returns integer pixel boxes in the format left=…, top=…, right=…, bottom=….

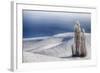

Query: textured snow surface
left=23, top=51, right=64, bottom=62
left=23, top=32, right=91, bottom=62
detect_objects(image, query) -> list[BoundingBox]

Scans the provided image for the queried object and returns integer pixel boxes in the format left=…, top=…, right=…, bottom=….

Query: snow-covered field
left=22, top=32, right=91, bottom=63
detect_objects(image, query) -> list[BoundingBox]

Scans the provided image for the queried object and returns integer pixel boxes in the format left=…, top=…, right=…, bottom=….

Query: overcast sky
left=23, top=10, right=91, bottom=38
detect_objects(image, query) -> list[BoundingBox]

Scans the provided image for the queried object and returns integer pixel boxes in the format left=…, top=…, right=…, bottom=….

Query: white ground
left=23, top=32, right=91, bottom=62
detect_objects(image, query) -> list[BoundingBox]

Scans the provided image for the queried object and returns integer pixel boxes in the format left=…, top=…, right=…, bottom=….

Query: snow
left=23, top=51, right=65, bottom=62
left=53, top=32, right=74, bottom=38
left=23, top=36, right=50, bottom=41
left=23, top=37, right=63, bottom=51
left=23, top=32, right=91, bottom=62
